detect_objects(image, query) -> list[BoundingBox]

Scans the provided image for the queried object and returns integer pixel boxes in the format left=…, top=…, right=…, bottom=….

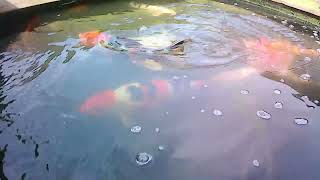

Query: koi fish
left=78, top=31, right=111, bottom=47
left=243, top=37, right=319, bottom=72
left=80, top=79, right=205, bottom=125
left=26, top=16, right=40, bottom=32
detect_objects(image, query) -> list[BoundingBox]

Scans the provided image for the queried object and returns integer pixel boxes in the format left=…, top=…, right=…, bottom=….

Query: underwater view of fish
left=243, top=37, right=320, bottom=72
left=80, top=79, right=205, bottom=125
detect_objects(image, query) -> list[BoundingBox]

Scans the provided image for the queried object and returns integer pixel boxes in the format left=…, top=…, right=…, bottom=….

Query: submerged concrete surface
left=271, top=0, right=320, bottom=16
left=0, top=0, right=58, bottom=13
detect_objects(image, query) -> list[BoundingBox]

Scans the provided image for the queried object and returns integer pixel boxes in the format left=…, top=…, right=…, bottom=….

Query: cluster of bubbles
left=131, top=125, right=163, bottom=166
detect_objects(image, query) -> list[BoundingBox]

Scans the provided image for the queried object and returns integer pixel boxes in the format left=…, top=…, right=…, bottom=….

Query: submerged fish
left=80, top=79, right=204, bottom=125
left=25, top=16, right=40, bottom=32
left=79, top=31, right=109, bottom=47
left=243, top=37, right=320, bottom=72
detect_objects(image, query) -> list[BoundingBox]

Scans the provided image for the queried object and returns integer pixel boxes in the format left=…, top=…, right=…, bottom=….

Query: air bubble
left=136, top=152, right=152, bottom=166
left=213, top=109, right=223, bottom=116
left=253, top=160, right=260, bottom=167
left=131, top=126, right=142, bottom=133
left=274, top=102, right=283, bottom=109
left=273, top=89, right=281, bottom=95
left=240, top=89, right=249, bottom=95
left=256, top=110, right=271, bottom=120
left=158, top=145, right=165, bottom=151
left=304, top=57, right=311, bottom=62
left=300, top=74, right=311, bottom=81
left=294, top=118, right=309, bottom=125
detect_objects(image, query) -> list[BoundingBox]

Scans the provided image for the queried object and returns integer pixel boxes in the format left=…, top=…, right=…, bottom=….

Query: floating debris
left=314, top=100, right=319, bottom=104
left=165, top=111, right=169, bottom=115
left=203, top=84, right=208, bottom=88
left=158, top=145, right=165, bottom=151
left=300, top=74, right=311, bottom=81
left=191, top=96, right=196, bottom=100
left=273, top=89, right=281, bottom=95
left=294, top=118, right=309, bottom=125
left=280, top=79, right=285, bottom=83
left=233, top=2, right=238, bottom=6
left=256, top=110, right=271, bottom=120
left=200, top=109, right=205, bottom=113
left=155, top=128, right=160, bottom=133
left=57, top=14, right=61, bottom=17
left=304, top=57, right=311, bottom=62
left=212, top=109, right=223, bottom=116
left=48, top=32, right=56, bottom=36
left=240, top=89, right=249, bottom=95
left=136, top=152, right=152, bottom=166
left=274, top=102, right=283, bottom=109
left=253, top=160, right=260, bottom=167
left=131, top=126, right=142, bottom=133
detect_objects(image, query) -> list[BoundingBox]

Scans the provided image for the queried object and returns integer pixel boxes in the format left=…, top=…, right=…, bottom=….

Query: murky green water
left=0, top=0, right=320, bottom=179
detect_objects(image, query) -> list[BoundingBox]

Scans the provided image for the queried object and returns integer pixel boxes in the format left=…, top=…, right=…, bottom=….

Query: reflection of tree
left=0, top=145, right=8, bottom=180
left=263, top=70, right=320, bottom=105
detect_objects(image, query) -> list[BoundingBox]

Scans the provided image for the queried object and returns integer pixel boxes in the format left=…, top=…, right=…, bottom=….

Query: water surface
left=0, top=0, right=320, bottom=179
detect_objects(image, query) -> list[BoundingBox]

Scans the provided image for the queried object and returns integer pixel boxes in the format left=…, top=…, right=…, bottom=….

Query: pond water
left=0, top=0, right=320, bottom=179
